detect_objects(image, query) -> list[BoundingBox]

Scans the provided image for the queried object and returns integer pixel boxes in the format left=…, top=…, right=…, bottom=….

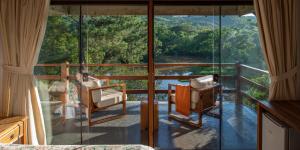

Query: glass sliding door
left=35, top=2, right=266, bottom=148
left=220, top=5, right=268, bottom=150
left=80, top=4, right=149, bottom=145
left=153, top=5, right=221, bottom=149
left=36, top=3, right=150, bottom=145
left=34, top=5, right=82, bottom=144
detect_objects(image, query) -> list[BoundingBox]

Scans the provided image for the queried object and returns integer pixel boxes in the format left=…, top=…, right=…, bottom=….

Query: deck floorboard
left=45, top=100, right=256, bottom=150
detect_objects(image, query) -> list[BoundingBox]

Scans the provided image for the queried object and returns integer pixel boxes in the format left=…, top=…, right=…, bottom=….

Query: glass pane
left=220, top=5, right=268, bottom=150
left=35, top=5, right=81, bottom=144
left=154, top=5, right=221, bottom=149
left=81, top=5, right=148, bottom=145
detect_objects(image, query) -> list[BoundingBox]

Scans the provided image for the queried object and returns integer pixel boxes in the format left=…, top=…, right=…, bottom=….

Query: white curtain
left=0, top=0, right=49, bottom=144
left=254, top=0, right=300, bottom=100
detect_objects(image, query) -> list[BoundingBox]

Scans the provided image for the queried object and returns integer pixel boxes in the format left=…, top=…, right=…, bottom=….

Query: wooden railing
left=34, top=62, right=269, bottom=104
left=237, top=64, right=269, bottom=104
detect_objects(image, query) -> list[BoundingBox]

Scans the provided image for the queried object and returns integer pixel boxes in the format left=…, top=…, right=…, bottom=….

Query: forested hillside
left=39, top=15, right=266, bottom=69
left=37, top=14, right=269, bottom=102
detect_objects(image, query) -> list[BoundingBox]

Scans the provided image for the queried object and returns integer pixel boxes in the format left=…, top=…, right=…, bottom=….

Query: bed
left=0, top=144, right=154, bottom=150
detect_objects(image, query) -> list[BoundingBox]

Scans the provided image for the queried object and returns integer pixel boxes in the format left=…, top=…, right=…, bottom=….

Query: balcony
left=34, top=62, right=267, bottom=149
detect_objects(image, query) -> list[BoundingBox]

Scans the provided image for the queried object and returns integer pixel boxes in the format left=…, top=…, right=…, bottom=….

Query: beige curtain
left=0, top=37, right=2, bottom=107
left=254, top=0, right=300, bottom=100
left=0, top=0, right=49, bottom=144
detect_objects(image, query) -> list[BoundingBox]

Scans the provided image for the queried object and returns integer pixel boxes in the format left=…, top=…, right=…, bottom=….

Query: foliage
left=242, top=74, right=269, bottom=110
left=39, top=15, right=266, bottom=69
left=250, top=74, right=270, bottom=87
left=39, top=16, right=79, bottom=64
left=242, top=97, right=257, bottom=110
left=247, top=87, right=268, bottom=100
left=82, top=16, right=147, bottom=64
left=37, top=14, right=269, bottom=102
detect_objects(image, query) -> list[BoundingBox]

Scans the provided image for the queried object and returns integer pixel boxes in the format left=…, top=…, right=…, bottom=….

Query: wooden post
left=60, top=61, right=69, bottom=124
left=147, top=0, right=155, bottom=147
left=235, top=62, right=241, bottom=104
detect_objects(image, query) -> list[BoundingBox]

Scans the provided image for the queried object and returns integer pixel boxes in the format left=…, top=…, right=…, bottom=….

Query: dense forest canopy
left=39, top=14, right=266, bottom=69
left=37, top=13, right=269, bottom=102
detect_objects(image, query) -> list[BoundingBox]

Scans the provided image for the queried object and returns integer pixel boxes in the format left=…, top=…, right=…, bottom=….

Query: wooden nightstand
left=0, top=116, right=27, bottom=144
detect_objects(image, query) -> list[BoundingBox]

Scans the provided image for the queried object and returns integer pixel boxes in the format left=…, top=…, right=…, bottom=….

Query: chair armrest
left=168, top=84, right=178, bottom=87
left=168, top=83, right=187, bottom=91
left=89, top=83, right=126, bottom=91
left=101, top=79, right=110, bottom=86
left=191, top=84, right=221, bottom=93
left=168, top=84, right=178, bottom=94
left=87, top=75, right=110, bottom=86
left=168, top=84, right=190, bottom=94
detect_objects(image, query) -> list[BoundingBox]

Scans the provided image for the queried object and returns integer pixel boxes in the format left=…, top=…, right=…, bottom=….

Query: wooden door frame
left=147, top=0, right=155, bottom=147
left=49, top=0, right=253, bottom=148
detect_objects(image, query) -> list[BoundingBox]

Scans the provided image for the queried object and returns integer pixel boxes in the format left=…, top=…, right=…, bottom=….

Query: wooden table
left=140, top=100, right=159, bottom=131
left=257, top=100, right=300, bottom=150
left=0, top=116, right=27, bottom=144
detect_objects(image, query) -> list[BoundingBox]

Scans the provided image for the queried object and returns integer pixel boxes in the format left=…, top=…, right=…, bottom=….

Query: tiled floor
left=42, top=100, right=257, bottom=150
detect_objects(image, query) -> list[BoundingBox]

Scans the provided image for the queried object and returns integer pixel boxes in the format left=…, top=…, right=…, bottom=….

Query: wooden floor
left=43, top=100, right=257, bottom=150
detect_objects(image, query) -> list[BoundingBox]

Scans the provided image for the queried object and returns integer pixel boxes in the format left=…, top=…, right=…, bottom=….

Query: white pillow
left=81, top=77, right=102, bottom=103
left=48, top=81, right=66, bottom=96
left=190, top=75, right=215, bottom=89
left=81, top=80, right=99, bottom=88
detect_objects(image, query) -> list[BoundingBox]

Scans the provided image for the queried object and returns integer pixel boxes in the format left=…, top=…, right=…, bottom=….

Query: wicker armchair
left=168, top=74, right=220, bottom=128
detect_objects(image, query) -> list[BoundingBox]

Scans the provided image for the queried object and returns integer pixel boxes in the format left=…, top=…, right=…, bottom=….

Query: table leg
left=22, top=118, right=28, bottom=144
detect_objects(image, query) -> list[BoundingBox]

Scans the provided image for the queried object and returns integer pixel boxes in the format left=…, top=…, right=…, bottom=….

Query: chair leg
left=122, top=87, right=126, bottom=114
left=88, top=119, right=92, bottom=126
left=123, top=100, right=126, bottom=114
left=84, top=108, right=89, bottom=118
left=168, top=96, right=172, bottom=115
left=88, top=108, right=92, bottom=127
left=198, top=112, right=203, bottom=127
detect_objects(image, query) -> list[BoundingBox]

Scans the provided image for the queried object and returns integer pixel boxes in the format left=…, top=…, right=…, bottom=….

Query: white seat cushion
left=171, top=93, right=197, bottom=109
left=92, top=89, right=127, bottom=108
left=190, top=75, right=215, bottom=89
left=48, top=81, right=66, bottom=96
left=171, top=93, right=176, bottom=103
left=81, top=77, right=101, bottom=88
left=191, top=91, right=199, bottom=109
left=190, top=75, right=217, bottom=107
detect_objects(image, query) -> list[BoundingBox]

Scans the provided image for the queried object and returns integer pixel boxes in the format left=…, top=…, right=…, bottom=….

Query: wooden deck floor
left=43, top=100, right=257, bottom=150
